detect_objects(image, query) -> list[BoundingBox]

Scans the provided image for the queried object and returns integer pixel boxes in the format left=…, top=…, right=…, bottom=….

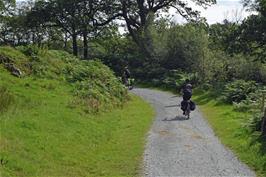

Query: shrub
left=233, top=89, right=262, bottom=112
left=154, top=70, right=200, bottom=91
left=222, top=80, right=258, bottom=103
left=246, top=112, right=263, bottom=132
left=233, top=99, right=256, bottom=112
left=65, top=60, right=127, bottom=112
left=17, top=45, right=48, bottom=57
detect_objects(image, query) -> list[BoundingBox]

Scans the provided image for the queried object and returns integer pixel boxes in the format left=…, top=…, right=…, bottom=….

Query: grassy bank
left=0, top=47, right=154, bottom=176
left=193, top=89, right=266, bottom=177
left=1, top=92, right=154, bottom=177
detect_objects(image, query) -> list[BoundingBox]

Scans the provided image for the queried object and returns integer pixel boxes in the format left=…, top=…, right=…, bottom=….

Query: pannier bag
left=190, top=101, right=196, bottom=111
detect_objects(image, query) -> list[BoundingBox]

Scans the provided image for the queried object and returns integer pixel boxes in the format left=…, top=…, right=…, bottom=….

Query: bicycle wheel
left=186, top=101, right=191, bottom=119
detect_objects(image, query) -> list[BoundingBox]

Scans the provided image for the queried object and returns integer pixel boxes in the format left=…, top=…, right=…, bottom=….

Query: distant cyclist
left=181, top=79, right=193, bottom=115
left=122, top=66, right=131, bottom=86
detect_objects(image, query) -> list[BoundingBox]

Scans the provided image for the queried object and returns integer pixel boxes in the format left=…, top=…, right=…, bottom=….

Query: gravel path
left=132, top=88, right=256, bottom=177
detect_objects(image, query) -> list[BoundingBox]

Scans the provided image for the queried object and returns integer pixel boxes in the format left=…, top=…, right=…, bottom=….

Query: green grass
left=0, top=63, right=154, bottom=176
left=193, top=89, right=266, bottom=177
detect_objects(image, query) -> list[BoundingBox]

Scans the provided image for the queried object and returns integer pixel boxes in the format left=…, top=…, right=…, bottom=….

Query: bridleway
left=132, top=88, right=255, bottom=177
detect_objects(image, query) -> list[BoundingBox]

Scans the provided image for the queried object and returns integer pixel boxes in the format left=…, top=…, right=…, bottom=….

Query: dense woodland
left=0, top=0, right=266, bottom=176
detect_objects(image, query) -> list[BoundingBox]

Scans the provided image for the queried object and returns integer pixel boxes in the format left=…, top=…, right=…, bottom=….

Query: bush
left=233, top=89, right=262, bottom=112
left=64, top=59, right=127, bottom=112
left=246, top=112, right=263, bottom=132
left=17, top=45, right=48, bottom=57
left=146, top=70, right=200, bottom=91
left=222, top=80, right=258, bottom=103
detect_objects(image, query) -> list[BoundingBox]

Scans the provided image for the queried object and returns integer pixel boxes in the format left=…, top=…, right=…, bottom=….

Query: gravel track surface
left=132, top=88, right=256, bottom=177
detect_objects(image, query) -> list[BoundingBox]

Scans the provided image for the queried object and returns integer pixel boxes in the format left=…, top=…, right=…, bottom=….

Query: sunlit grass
left=0, top=65, right=154, bottom=177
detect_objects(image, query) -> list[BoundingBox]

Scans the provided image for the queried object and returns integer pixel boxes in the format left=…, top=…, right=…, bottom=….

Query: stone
left=4, top=63, right=23, bottom=77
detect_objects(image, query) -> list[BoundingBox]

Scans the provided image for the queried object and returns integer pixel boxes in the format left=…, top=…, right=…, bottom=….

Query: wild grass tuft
left=0, top=86, right=14, bottom=113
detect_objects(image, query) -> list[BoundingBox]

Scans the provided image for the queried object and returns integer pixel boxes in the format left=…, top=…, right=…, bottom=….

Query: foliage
left=25, top=0, right=121, bottom=58
left=1, top=0, right=216, bottom=60
left=64, top=59, right=127, bottom=112
left=239, top=0, right=266, bottom=62
left=222, top=80, right=258, bottom=103
left=17, top=44, right=48, bottom=57
left=246, top=112, right=263, bottom=132
left=0, top=46, right=127, bottom=112
left=208, top=0, right=266, bottom=62
left=99, top=22, right=211, bottom=82
left=115, top=0, right=215, bottom=60
left=0, top=0, right=15, bottom=15
left=88, top=34, right=141, bottom=76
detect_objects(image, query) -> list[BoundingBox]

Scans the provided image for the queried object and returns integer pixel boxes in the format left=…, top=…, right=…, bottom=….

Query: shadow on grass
left=248, top=133, right=266, bottom=172
left=194, top=93, right=215, bottom=105
left=193, top=89, right=226, bottom=106
left=250, top=134, right=266, bottom=155
left=194, top=94, right=213, bottom=105
left=252, top=135, right=266, bottom=174
left=258, top=135, right=266, bottom=155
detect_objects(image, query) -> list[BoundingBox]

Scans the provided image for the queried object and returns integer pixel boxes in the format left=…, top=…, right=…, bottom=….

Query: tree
left=0, top=1, right=36, bottom=46
left=46, top=0, right=81, bottom=56
left=235, top=0, right=266, bottom=62
left=116, top=0, right=215, bottom=60
left=74, top=0, right=121, bottom=59
left=208, top=20, right=239, bottom=53
left=0, top=0, right=15, bottom=16
left=237, top=15, right=266, bottom=62
left=28, top=0, right=120, bottom=58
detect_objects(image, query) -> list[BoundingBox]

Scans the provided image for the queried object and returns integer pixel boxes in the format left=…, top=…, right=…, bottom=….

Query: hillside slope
left=0, top=46, right=154, bottom=177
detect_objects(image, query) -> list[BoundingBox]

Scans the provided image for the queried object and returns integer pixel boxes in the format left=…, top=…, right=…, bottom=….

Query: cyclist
left=181, top=79, right=193, bottom=115
left=122, top=66, right=131, bottom=87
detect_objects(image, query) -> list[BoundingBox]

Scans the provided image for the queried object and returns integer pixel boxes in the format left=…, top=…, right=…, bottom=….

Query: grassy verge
left=193, top=89, right=266, bottom=177
left=0, top=70, right=154, bottom=177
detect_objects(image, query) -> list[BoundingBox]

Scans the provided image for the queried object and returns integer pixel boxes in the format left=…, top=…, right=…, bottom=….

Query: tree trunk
left=32, top=33, right=36, bottom=44
left=262, top=108, right=266, bottom=136
left=64, top=33, right=68, bottom=49
left=83, top=31, right=88, bottom=59
left=72, top=34, right=78, bottom=56
left=124, top=11, right=156, bottom=61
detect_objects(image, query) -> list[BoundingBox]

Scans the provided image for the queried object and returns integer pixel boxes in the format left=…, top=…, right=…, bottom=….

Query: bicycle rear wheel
left=186, top=101, right=191, bottom=119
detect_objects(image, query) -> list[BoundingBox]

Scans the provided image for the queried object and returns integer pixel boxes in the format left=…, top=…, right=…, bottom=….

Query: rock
left=4, top=63, right=23, bottom=77
left=0, top=55, right=11, bottom=64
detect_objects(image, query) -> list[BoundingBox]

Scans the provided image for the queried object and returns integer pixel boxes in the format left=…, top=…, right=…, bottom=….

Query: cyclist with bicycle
left=181, top=79, right=193, bottom=115
left=122, top=66, right=131, bottom=88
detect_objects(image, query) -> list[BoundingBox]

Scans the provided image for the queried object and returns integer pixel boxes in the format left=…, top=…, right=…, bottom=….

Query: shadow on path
left=165, top=104, right=180, bottom=108
left=162, top=116, right=187, bottom=121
